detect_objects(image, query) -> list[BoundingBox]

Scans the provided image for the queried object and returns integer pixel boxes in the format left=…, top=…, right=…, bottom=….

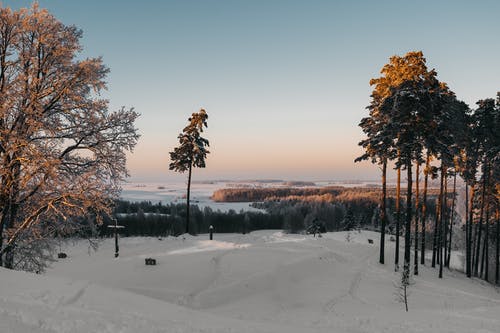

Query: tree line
left=212, top=186, right=396, bottom=203
left=357, top=51, right=499, bottom=285
left=104, top=191, right=440, bottom=241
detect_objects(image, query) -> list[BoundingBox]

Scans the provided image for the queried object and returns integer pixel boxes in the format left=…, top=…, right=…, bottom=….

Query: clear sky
left=2, top=0, right=500, bottom=182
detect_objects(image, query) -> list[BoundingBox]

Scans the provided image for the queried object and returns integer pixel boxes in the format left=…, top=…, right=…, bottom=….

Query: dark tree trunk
left=443, top=168, right=448, bottom=270
left=480, top=222, right=486, bottom=279
left=421, top=154, right=430, bottom=266
left=446, top=172, right=457, bottom=267
left=439, top=164, right=445, bottom=278
left=482, top=195, right=490, bottom=281
left=380, top=159, right=387, bottom=265
left=5, top=204, right=19, bottom=269
left=395, top=165, right=401, bottom=271
left=466, top=183, right=474, bottom=278
left=404, top=160, right=413, bottom=278
left=432, top=182, right=441, bottom=268
left=473, top=221, right=480, bottom=275
left=186, top=162, right=192, bottom=235
left=114, top=219, right=119, bottom=258
left=3, top=161, right=22, bottom=269
left=484, top=166, right=491, bottom=281
left=474, top=166, right=487, bottom=277
left=495, top=207, right=499, bottom=285
left=414, top=162, right=420, bottom=275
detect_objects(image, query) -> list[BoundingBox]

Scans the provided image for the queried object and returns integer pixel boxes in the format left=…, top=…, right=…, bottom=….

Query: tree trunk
left=186, top=162, right=192, bottom=235
left=2, top=160, right=22, bottom=269
left=439, top=164, right=445, bottom=278
left=466, top=183, right=474, bottom=278
left=474, top=165, right=487, bottom=277
left=414, top=162, right=420, bottom=275
left=484, top=166, right=491, bottom=281
left=5, top=199, right=20, bottom=269
left=480, top=228, right=485, bottom=278
left=421, top=154, right=430, bottom=266
left=443, top=168, right=448, bottom=270
left=395, top=165, right=401, bottom=271
left=482, top=191, right=490, bottom=281
left=404, top=160, right=413, bottom=278
left=473, top=221, right=480, bottom=276
left=432, top=183, right=441, bottom=268
left=446, top=172, right=457, bottom=267
left=495, top=207, right=499, bottom=285
left=114, top=219, right=119, bottom=258
left=379, top=159, right=387, bottom=265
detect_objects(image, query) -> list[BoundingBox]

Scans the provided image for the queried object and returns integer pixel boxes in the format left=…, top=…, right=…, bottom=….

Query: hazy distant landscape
left=120, top=180, right=381, bottom=212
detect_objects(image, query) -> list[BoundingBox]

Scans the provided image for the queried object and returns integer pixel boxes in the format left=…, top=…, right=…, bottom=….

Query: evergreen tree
left=475, top=96, right=499, bottom=281
left=169, top=109, right=210, bottom=235
left=356, top=105, right=392, bottom=263
left=377, top=52, right=451, bottom=280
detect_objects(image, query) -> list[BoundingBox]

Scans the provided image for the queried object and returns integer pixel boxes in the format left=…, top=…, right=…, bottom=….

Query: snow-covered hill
left=1, top=231, right=499, bottom=332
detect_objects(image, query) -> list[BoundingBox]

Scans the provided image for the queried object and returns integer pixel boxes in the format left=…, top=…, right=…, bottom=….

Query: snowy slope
left=1, top=231, right=500, bottom=332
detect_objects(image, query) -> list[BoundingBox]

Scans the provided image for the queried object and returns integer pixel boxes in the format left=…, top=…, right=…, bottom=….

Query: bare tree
left=0, top=4, right=139, bottom=269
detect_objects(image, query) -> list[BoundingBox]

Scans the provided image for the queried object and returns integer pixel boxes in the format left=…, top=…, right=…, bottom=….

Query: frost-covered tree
left=169, top=109, right=209, bottom=235
left=360, top=51, right=455, bottom=279
left=0, top=4, right=139, bottom=269
left=358, top=51, right=435, bottom=267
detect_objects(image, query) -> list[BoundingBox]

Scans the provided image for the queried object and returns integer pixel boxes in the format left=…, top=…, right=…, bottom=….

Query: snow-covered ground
left=1, top=230, right=499, bottom=332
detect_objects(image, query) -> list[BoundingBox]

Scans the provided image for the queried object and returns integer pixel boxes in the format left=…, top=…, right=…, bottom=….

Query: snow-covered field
left=1, top=230, right=499, bottom=332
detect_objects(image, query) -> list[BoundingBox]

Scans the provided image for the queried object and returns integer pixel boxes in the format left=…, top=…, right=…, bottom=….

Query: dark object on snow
left=390, top=236, right=396, bottom=242
left=209, top=225, right=214, bottom=240
left=145, top=258, right=156, bottom=265
left=368, top=239, right=374, bottom=244
left=57, top=252, right=67, bottom=259
left=108, top=218, right=125, bottom=258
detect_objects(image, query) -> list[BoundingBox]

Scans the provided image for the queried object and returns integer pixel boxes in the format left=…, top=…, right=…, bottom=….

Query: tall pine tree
left=169, top=109, right=210, bottom=235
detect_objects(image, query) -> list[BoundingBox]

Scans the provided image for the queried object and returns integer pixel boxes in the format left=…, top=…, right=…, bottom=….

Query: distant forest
left=103, top=187, right=440, bottom=242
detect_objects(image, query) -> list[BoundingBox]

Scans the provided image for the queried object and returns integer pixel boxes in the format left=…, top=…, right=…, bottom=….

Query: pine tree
left=472, top=98, right=499, bottom=279
left=356, top=105, right=391, bottom=264
left=377, top=52, right=452, bottom=280
left=169, top=109, right=210, bottom=235
left=357, top=51, right=430, bottom=265
left=456, top=111, right=477, bottom=278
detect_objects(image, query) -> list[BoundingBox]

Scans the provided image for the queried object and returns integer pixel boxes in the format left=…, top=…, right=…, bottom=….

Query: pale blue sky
left=2, top=0, right=500, bottom=182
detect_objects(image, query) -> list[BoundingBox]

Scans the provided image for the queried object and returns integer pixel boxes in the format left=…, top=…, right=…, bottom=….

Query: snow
left=1, top=230, right=500, bottom=332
